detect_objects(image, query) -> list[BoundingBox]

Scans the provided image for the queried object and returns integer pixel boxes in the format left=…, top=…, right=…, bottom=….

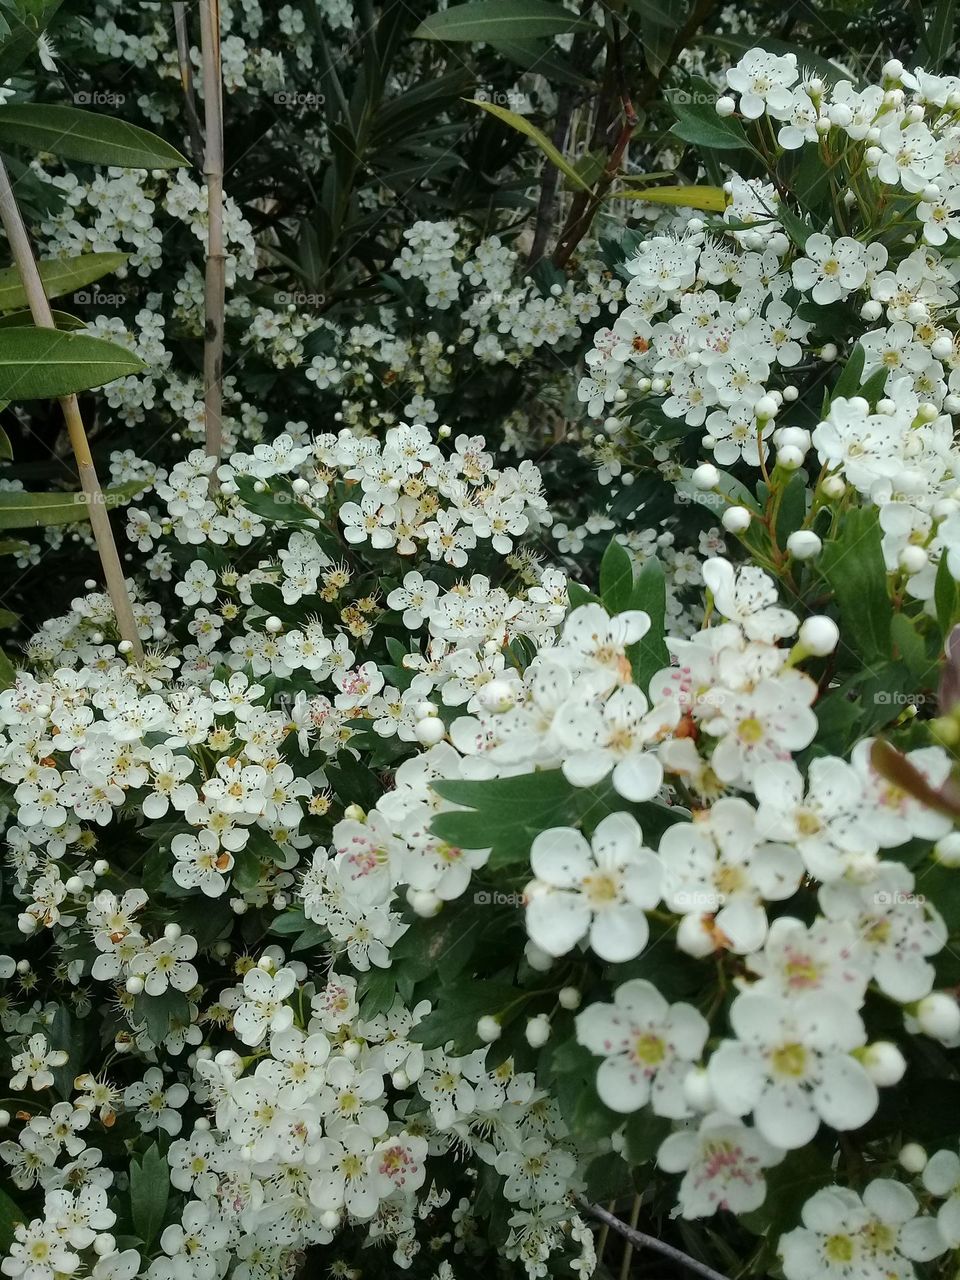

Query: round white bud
left=319, top=1211, right=341, bottom=1232
left=782, top=384, right=799, bottom=402
left=93, top=1235, right=116, bottom=1258
left=414, top=701, right=438, bottom=719
left=777, top=426, right=810, bottom=452
left=291, top=477, right=310, bottom=495
left=341, top=1039, right=362, bottom=1061
left=558, top=986, right=582, bottom=1011
left=93, top=860, right=109, bottom=877
left=787, top=530, right=822, bottom=560
left=407, top=888, right=442, bottom=918
left=164, top=923, right=182, bottom=942
left=524, top=941, right=553, bottom=972
left=776, top=445, right=804, bottom=471
left=64, top=876, right=85, bottom=896
left=676, top=911, right=717, bottom=958
left=822, top=475, right=846, bottom=498
left=125, top=976, right=144, bottom=995
left=916, top=993, right=960, bottom=1041
left=525, top=1015, right=551, bottom=1048
left=860, top=300, right=883, bottom=322
left=715, top=95, right=736, bottom=117
left=799, top=615, right=840, bottom=656
left=477, top=1016, right=502, bottom=1043
left=820, top=342, right=838, bottom=361
left=899, top=545, right=928, bottom=574
left=692, top=463, right=720, bottom=490
left=438, top=424, right=451, bottom=439
left=935, top=833, right=960, bottom=867
left=265, top=616, right=283, bottom=634
left=414, top=716, right=445, bottom=747
left=721, top=505, right=752, bottom=534
left=862, top=1041, right=907, bottom=1086
left=391, top=1069, right=410, bottom=1090
left=898, top=1142, right=928, bottom=1174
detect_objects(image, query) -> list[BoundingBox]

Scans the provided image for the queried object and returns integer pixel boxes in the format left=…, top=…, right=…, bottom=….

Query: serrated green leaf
left=0, top=327, right=144, bottom=399
left=600, top=537, right=634, bottom=614
left=130, top=1144, right=169, bottom=1248
left=629, top=557, right=668, bottom=693
left=0, top=104, right=187, bottom=168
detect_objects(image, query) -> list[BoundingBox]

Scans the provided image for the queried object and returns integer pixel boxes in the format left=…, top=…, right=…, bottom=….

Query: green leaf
left=935, top=554, right=959, bottom=639
left=629, top=557, right=669, bottom=693
left=819, top=507, right=893, bottom=667
left=0, top=480, right=146, bottom=530
left=776, top=472, right=808, bottom=546
left=0, top=1185, right=25, bottom=1251
left=918, top=0, right=957, bottom=70
left=130, top=1144, right=169, bottom=1249
left=0, top=648, right=15, bottom=691
left=432, top=769, right=575, bottom=869
left=0, top=0, right=63, bottom=82
left=131, top=989, right=190, bottom=1048
left=0, top=104, right=187, bottom=168
left=468, top=98, right=592, bottom=192
left=0, top=252, right=128, bottom=312
left=599, top=537, right=634, bottom=614
left=413, top=0, right=589, bottom=42
left=830, top=342, right=865, bottom=403
left=616, top=184, right=727, bottom=212
left=670, top=98, right=752, bottom=151
left=0, top=328, right=144, bottom=399
left=409, top=980, right=520, bottom=1053
left=0, top=422, right=9, bottom=460
left=0, top=308, right=86, bottom=330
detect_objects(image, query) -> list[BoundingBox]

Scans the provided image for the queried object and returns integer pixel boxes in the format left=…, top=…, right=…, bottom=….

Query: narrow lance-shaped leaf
left=468, top=98, right=592, bottom=192
left=0, top=479, right=146, bottom=531
left=0, top=251, right=128, bottom=312
left=615, top=185, right=727, bottom=212
left=0, top=104, right=187, bottom=168
left=414, top=0, right=590, bottom=42
left=0, top=328, right=144, bottom=400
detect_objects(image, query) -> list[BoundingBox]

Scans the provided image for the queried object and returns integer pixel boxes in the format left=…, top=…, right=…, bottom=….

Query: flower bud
left=477, top=1016, right=502, bottom=1043
left=916, top=993, right=960, bottom=1041
left=715, top=96, right=736, bottom=117
left=414, top=716, right=445, bottom=746
left=787, top=531, right=822, bottom=560
left=558, top=986, right=581, bottom=1010
left=525, top=1015, right=551, bottom=1048
left=692, top=463, right=720, bottom=490
left=799, top=615, right=840, bottom=656
left=862, top=1041, right=906, bottom=1086
left=898, top=1142, right=928, bottom=1174
left=721, top=505, right=751, bottom=534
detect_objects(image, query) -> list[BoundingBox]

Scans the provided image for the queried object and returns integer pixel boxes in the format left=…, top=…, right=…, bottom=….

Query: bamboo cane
left=199, top=0, right=225, bottom=487
left=0, top=156, right=144, bottom=661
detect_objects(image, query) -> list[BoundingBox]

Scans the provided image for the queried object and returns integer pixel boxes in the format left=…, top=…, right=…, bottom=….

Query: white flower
left=792, top=234, right=868, bottom=304
left=657, top=1112, right=784, bottom=1217
left=659, top=798, right=803, bottom=954
left=779, top=1181, right=946, bottom=1280
left=233, top=965, right=297, bottom=1045
left=575, top=979, right=708, bottom=1115
left=525, top=812, right=661, bottom=962
left=123, top=1067, right=189, bottom=1135
left=9, top=1035, right=67, bottom=1092
left=708, top=991, right=878, bottom=1148
left=921, top=1147, right=960, bottom=1245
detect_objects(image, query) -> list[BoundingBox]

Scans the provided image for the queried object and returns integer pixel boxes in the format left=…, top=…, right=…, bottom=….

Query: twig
left=577, top=1198, right=731, bottom=1280
left=529, top=89, right=575, bottom=264
left=618, top=1193, right=642, bottom=1280
left=172, top=3, right=205, bottom=167
left=0, top=156, right=144, bottom=660
left=199, top=0, right=225, bottom=486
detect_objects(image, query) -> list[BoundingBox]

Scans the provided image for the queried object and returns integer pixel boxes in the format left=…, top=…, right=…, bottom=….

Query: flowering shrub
left=6, top=2, right=960, bottom=1277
